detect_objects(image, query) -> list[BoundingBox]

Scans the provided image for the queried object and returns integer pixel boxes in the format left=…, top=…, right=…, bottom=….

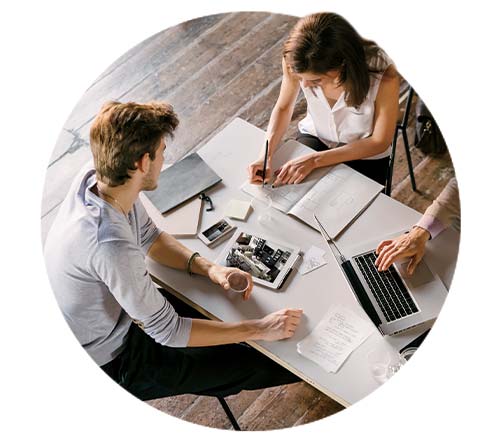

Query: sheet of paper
left=298, top=245, right=327, bottom=275
left=240, top=140, right=330, bottom=213
left=297, top=305, right=374, bottom=373
left=289, top=164, right=383, bottom=238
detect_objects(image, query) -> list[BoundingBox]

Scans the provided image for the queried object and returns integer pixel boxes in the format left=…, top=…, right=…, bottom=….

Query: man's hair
left=90, top=101, right=179, bottom=186
left=283, top=12, right=383, bottom=108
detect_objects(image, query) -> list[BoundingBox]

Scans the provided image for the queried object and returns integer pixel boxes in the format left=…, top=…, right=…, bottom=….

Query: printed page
left=240, top=139, right=330, bottom=213
left=297, top=305, right=374, bottom=373
left=289, top=164, right=383, bottom=238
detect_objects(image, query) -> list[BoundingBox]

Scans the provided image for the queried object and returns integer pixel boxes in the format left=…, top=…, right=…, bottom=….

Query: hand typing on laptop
left=375, top=178, right=460, bottom=275
left=375, top=227, right=430, bottom=275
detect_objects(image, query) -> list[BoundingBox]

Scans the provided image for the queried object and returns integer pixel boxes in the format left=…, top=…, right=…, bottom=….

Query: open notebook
left=241, top=140, right=384, bottom=238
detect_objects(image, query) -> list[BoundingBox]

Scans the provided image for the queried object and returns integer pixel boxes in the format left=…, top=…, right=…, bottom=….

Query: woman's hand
left=247, top=151, right=272, bottom=185
left=207, top=265, right=253, bottom=300
left=375, top=227, right=431, bottom=275
left=272, top=153, right=318, bottom=186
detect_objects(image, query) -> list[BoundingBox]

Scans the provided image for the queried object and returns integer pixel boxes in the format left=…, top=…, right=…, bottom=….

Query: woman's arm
left=248, top=57, right=301, bottom=184
left=314, top=65, right=400, bottom=166
left=273, top=66, right=400, bottom=186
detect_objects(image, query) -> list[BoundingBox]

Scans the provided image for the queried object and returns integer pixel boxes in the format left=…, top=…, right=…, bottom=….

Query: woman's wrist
left=411, top=226, right=431, bottom=242
left=311, top=150, right=329, bottom=168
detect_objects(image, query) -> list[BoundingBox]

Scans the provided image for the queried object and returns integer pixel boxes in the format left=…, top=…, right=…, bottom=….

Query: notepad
left=224, top=199, right=252, bottom=220
left=241, top=140, right=383, bottom=239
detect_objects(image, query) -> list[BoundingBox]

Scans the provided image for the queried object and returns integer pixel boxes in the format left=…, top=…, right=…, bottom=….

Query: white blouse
left=298, top=49, right=394, bottom=160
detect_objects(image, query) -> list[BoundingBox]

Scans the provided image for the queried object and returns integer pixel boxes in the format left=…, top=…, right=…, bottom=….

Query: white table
left=146, top=118, right=459, bottom=406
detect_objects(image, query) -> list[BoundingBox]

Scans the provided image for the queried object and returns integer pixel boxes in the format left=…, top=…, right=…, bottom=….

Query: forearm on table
left=187, top=317, right=260, bottom=346
left=312, top=137, right=390, bottom=168
left=147, top=231, right=214, bottom=277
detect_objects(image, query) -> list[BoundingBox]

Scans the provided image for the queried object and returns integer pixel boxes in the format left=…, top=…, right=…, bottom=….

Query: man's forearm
left=187, top=318, right=261, bottom=347
left=147, top=232, right=214, bottom=277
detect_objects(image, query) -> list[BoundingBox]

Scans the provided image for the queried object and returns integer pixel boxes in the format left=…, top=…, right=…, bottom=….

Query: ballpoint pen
left=262, top=139, right=269, bottom=188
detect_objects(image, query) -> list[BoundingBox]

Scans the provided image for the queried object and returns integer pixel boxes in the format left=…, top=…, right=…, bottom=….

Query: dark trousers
left=101, top=290, right=300, bottom=401
left=296, top=133, right=390, bottom=186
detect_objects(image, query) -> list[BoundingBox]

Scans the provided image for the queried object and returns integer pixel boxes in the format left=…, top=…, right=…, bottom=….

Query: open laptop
left=314, top=214, right=448, bottom=336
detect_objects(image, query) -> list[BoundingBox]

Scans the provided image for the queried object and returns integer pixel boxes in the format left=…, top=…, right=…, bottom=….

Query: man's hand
left=272, top=153, right=317, bottom=187
left=375, top=227, right=431, bottom=275
left=207, top=265, right=253, bottom=300
left=254, top=308, right=303, bottom=341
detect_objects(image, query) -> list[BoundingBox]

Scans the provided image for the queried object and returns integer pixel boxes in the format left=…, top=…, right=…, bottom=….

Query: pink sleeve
left=415, top=213, right=446, bottom=240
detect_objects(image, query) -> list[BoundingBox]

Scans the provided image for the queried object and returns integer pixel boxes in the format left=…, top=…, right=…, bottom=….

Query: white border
left=2, top=1, right=498, bottom=439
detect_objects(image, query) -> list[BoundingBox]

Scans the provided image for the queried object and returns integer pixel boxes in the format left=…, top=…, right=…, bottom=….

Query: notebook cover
left=144, top=152, right=221, bottom=214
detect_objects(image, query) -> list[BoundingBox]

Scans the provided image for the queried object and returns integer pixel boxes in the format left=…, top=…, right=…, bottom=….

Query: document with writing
left=297, top=305, right=374, bottom=373
left=241, top=140, right=383, bottom=238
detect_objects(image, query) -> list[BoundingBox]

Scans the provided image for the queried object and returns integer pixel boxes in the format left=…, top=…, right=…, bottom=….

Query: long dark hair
left=283, top=12, right=383, bottom=107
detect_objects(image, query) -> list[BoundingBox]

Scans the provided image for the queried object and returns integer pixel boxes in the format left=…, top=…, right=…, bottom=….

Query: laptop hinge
left=341, top=260, right=382, bottom=328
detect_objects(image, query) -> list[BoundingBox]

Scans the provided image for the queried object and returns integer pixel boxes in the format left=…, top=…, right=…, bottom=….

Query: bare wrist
left=192, top=255, right=215, bottom=277
left=312, top=151, right=325, bottom=168
left=244, top=319, right=263, bottom=341
left=411, top=226, right=431, bottom=241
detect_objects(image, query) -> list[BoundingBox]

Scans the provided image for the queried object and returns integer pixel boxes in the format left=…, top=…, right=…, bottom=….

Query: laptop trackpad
left=395, top=259, right=435, bottom=288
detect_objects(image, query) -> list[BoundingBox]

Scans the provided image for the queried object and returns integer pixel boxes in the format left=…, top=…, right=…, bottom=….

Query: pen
left=262, top=139, right=269, bottom=187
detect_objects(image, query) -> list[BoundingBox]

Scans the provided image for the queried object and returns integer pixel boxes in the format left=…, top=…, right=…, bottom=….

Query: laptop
left=314, top=214, right=448, bottom=336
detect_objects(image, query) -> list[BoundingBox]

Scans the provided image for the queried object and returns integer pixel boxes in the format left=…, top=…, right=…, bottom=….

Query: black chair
left=216, top=396, right=241, bottom=430
left=385, top=85, right=417, bottom=197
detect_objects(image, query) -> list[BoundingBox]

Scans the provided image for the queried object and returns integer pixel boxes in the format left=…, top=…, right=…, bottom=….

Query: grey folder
left=145, top=152, right=222, bottom=214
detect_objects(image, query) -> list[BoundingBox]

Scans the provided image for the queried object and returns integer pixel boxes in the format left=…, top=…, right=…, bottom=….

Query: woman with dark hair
left=247, top=12, right=400, bottom=187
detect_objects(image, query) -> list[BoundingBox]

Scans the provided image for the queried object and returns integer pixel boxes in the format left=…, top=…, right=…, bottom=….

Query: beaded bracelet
left=187, top=251, right=201, bottom=276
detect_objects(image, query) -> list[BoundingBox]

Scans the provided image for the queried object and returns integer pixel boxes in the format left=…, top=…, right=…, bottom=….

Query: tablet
left=216, top=228, right=301, bottom=290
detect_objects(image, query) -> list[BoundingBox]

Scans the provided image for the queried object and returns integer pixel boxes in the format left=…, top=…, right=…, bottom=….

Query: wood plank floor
left=41, top=12, right=457, bottom=430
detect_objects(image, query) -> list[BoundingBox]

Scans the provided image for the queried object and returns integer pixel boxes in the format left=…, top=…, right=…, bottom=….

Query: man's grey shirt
left=44, top=165, right=192, bottom=366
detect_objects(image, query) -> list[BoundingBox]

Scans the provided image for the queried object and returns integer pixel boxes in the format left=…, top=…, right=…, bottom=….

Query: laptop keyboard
left=354, top=251, right=419, bottom=322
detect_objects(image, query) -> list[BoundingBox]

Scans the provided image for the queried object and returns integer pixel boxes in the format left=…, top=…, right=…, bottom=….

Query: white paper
left=288, top=165, right=383, bottom=239
left=297, top=305, right=374, bottom=373
left=240, top=140, right=383, bottom=238
left=298, top=245, right=327, bottom=275
left=240, top=140, right=330, bottom=213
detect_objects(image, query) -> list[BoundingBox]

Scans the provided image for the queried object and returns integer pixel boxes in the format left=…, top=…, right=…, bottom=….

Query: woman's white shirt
left=297, top=49, right=394, bottom=160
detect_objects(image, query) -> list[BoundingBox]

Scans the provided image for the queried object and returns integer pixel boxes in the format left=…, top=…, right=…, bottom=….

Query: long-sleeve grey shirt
left=44, top=165, right=192, bottom=366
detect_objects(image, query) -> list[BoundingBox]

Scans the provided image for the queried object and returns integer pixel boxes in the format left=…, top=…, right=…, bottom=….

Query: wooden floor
left=41, top=12, right=456, bottom=430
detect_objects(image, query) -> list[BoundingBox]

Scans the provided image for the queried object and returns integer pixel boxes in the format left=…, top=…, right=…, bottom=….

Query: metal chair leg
left=217, top=396, right=241, bottom=431
left=385, top=129, right=399, bottom=197
left=402, top=128, right=417, bottom=191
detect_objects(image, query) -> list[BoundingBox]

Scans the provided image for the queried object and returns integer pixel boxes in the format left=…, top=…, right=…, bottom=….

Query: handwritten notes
left=298, top=245, right=327, bottom=275
left=297, top=305, right=374, bottom=373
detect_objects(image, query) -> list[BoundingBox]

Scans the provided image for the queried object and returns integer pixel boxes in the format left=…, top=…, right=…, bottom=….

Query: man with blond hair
left=44, top=101, right=302, bottom=400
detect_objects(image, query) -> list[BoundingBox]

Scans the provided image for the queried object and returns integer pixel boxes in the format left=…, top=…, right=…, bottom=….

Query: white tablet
left=216, top=228, right=302, bottom=290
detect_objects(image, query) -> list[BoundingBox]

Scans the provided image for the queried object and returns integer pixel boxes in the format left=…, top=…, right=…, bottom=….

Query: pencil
left=262, top=139, right=269, bottom=187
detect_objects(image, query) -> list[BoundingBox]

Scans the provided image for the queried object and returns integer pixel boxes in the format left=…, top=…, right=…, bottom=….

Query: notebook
left=241, top=140, right=383, bottom=239
left=145, top=152, right=221, bottom=214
